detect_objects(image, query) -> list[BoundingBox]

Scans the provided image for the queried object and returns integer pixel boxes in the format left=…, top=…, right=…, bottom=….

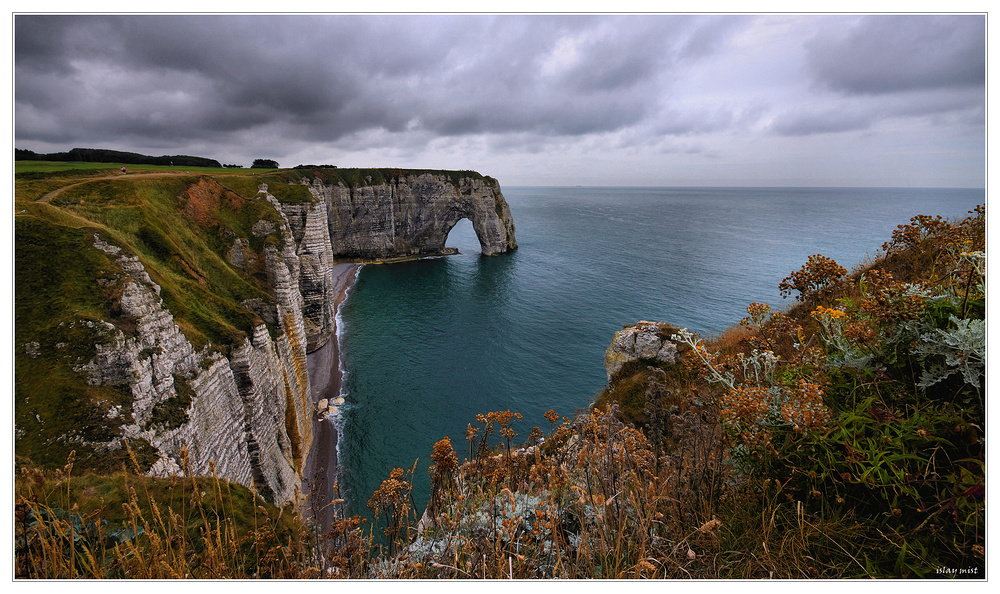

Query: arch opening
left=444, top=217, right=481, bottom=255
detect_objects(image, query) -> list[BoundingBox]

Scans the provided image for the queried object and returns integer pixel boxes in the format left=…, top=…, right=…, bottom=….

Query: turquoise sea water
left=334, top=186, right=983, bottom=520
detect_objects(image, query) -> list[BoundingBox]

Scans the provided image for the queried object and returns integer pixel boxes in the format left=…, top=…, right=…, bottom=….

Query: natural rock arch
left=317, top=173, right=518, bottom=260
left=441, top=212, right=508, bottom=256
left=438, top=187, right=518, bottom=257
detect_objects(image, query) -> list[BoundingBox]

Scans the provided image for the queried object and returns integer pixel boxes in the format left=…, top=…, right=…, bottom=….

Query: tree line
left=16, top=148, right=222, bottom=168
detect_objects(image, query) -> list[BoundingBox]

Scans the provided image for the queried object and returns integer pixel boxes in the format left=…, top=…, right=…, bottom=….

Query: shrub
left=779, top=254, right=847, bottom=302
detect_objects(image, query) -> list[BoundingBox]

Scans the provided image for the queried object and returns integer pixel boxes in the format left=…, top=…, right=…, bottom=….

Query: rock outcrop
left=604, top=321, right=681, bottom=381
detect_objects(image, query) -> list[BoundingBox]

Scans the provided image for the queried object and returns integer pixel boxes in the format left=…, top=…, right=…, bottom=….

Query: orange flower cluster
left=366, top=467, right=412, bottom=516
left=720, top=385, right=769, bottom=427
left=811, top=305, right=846, bottom=320
left=882, top=213, right=953, bottom=254
left=531, top=506, right=559, bottom=539
left=779, top=380, right=832, bottom=432
left=430, top=436, right=458, bottom=476
left=427, top=437, right=459, bottom=518
left=325, top=514, right=370, bottom=575
left=843, top=320, right=878, bottom=344
left=719, top=385, right=772, bottom=447
left=741, top=302, right=772, bottom=328
left=720, top=378, right=832, bottom=448
left=495, top=410, right=523, bottom=442
left=475, top=410, right=523, bottom=437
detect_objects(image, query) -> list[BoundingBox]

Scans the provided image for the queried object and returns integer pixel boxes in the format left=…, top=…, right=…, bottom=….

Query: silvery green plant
left=809, top=307, right=873, bottom=369
left=674, top=329, right=791, bottom=442
left=959, top=249, right=985, bottom=283
left=671, top=329, right=736, bottom=390
left=737, top=349, right=779, bottom=387
left=914, top=315, right=985, bottom=391
left=954, top=249, right=986, bottom=315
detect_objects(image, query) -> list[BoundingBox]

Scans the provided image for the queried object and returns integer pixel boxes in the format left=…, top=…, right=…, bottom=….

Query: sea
left=332, top=186, right=983, bottom=520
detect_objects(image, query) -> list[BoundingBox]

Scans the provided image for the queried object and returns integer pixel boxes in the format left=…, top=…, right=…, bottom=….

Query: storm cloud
left=14, top=14, right=985, bottom=186
left=806, top=16, right=986, bottom=95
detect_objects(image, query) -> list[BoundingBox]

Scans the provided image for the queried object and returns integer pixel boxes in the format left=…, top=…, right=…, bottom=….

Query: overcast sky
left=14, top=14, right=986, bottom=187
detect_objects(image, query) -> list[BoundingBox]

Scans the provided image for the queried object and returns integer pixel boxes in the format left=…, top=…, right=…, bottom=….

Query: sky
left=12, top=12, right=987, bottom=187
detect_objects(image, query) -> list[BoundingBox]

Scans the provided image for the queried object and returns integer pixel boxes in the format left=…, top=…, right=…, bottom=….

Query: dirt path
left=36, top=171, right=205, bottom=203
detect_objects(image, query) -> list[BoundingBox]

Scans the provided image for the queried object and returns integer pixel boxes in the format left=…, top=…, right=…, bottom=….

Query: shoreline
left=300, top=252, right=452, bottom=530
left=303, top=261, right=360, bottom=531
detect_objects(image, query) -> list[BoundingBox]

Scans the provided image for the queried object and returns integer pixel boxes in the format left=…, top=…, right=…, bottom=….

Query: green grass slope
left=15, top=168, right=290, bottom=472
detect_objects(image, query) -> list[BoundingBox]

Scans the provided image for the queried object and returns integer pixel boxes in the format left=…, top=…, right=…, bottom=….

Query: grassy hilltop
left=14, top=161, right=985, bottom=578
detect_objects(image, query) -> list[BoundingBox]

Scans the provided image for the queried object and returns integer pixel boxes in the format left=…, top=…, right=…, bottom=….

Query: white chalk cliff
left=62, top=171, right=517, bottom=505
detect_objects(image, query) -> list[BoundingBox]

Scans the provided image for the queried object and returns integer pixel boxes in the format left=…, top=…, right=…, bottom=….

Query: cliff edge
left=14, top=166, right=517, bottom=506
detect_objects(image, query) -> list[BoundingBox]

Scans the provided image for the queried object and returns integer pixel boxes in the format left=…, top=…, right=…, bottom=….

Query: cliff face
left=308, top=172, right=517, bottom=261
left=21, top=170, right=516, bottom=506
left=78, top=210, right=312, bottom=504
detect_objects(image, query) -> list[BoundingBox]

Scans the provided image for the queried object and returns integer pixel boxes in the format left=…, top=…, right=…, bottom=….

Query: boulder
left=604, top=321, right=680, bottom=381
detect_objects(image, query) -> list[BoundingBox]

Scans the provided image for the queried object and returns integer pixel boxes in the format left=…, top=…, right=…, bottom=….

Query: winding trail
left=36, top=171, right=211, bottom=203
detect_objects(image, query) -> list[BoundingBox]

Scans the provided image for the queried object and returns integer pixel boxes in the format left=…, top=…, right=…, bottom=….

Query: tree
left=251, top=159, right=279, bottom=169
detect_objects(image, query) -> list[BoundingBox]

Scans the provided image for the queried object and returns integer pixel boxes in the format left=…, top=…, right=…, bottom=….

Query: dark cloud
left=805, top=15, right=985, bottom=95
left=406, top=16, right=682, bottom=137
left=15, top=15, right=438, bottom=147
left=767, top=15, right=986, bottom=138
left=14, top=15, right=104, bottom=74
left=770, top=106, right=874, bottom=137
left=14, top=15, right=704, bottom=151
left=13, top=14, right=985, bottom=187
